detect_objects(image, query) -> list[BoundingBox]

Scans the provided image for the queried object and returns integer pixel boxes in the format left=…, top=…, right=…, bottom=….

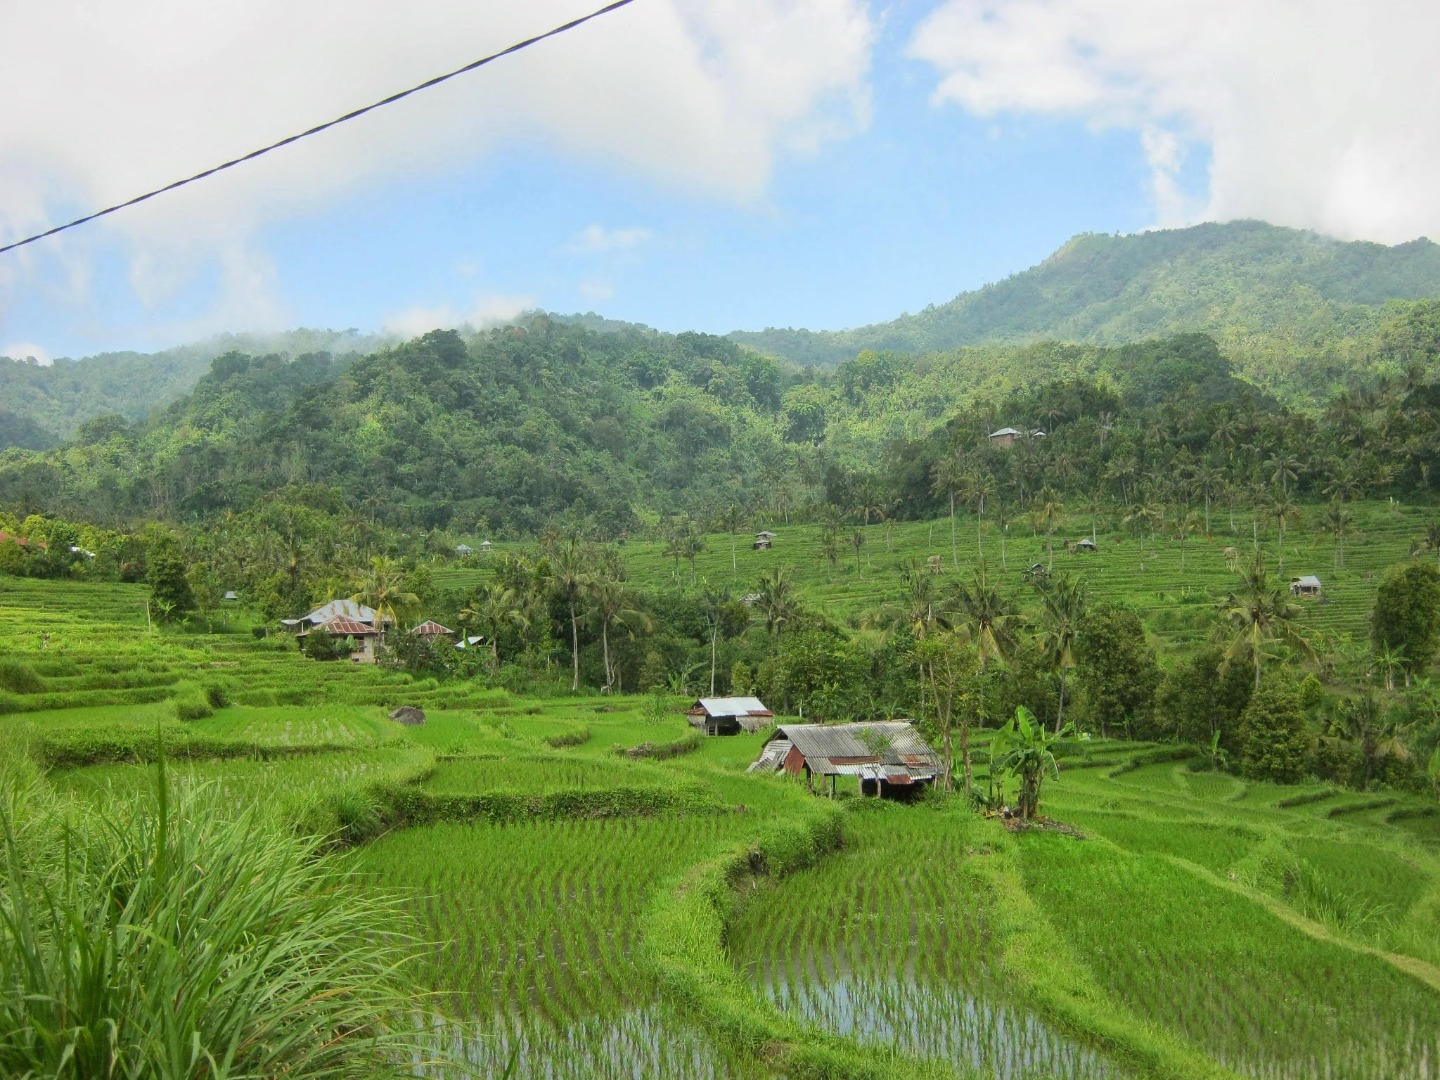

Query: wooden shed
left=1290, top=575, right=1322, bottom=598
left=749, top=721, right=941, bottom=799
left=753, top=531, right=777, bottom=551
left=688, top=696, right=774, bottom=735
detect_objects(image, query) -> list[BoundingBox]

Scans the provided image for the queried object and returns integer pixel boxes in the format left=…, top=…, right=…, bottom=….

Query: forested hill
left=0, top=328, right=388, bottom=449
left=8, top=315, right=1440, bottom=538
left=730, top=220, right=1440, bottom=396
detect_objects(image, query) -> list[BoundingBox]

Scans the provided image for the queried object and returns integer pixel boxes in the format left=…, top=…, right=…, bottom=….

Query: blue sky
left=0, top=0, right=1420, bottom=361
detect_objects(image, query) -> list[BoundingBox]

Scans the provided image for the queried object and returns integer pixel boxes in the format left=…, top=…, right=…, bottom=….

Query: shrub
left=172, top=682, right=214, bottom=721
left=1240, top=679, right=1312, bottom=783
left=0, top=766, right=428, bottom=1077
left=0, top=660, right=44, bottom=695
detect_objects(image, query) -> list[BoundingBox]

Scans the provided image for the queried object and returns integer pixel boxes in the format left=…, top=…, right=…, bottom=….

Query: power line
left=0, top=0, right=638, bottom=256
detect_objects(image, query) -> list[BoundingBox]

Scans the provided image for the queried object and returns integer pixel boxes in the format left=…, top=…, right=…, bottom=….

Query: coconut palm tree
left=549, top=537, right=594, bottom=691
left=946, top=562, right=1020, bottom=742
left=458, top=582, right=531, bottom=667
left=589, top=575, right=653, bottom=692
left=931, top=455, right=966, bottom=570
left=968, top=470, right=995, bottom=558
left=1037, top=573, right=1087, bottom=733
left=1321, top=496, right=1354, bottom=569
left=1173, top=506, right=1203, bottom=571
left=1219, top=551, right=1315, bottom=690
left=1037, top=488, right=1064, bottom=571
left=349, top=556, right=418, bottom=635
left=755, top=567, right=798, bottom=636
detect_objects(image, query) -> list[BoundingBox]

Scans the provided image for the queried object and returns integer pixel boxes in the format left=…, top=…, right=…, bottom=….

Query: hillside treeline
left=5, top=316, right=1440, bottom=542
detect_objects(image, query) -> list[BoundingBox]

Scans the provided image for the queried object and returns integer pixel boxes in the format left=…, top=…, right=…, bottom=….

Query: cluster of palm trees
left=455, top=539, right=653, bottom=692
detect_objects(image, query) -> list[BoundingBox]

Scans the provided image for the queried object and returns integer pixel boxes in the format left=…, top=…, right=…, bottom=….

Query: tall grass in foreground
left=0, top=754, right=432, bottom=1079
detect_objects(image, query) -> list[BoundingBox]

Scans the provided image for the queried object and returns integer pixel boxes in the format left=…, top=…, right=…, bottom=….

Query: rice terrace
left=4, top=478, right=1440, bottom=1078
left=8, top=6, right=1440, bottom=1073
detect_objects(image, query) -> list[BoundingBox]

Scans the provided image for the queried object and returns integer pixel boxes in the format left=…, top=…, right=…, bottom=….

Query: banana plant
left=990, top=705, right=1074, bottom=820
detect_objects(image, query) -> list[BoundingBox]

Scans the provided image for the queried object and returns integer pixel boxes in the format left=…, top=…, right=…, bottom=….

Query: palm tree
left=1267, top=492, right=1302, bottom=571
left=458, top=582, right=531, bottom=667
left=1321, top=496, right=1353, bottom=569
left=945, top=562, right=1021, bottom=791
left=349, top=556, right=418, bottom=635
left=850, top=529, right=866, bottom=576
left=1329, top=694, right=1414, bottom=787
left=699, top=583, right=731, bottom=695
left=755, top=567, right=798, bottom=636
left=715, top=504, right=748, bottom=578
left=968, top=470, right=995, bottom=558
left=1219, top=551, right=1316, bottom=690
left=589, top=575, right=653, bottom=692
left=1037, top=488, right=1064, bottom=571
left=1037, top=573, right=1087, bottom=733
left=1123, top=501, right=1161, bottom=569
left=932, top=455, right=965, bottom=570
left=1173, top=507, right=1203, bottom=571
left=549, top=537, right=593, bottom=691
left=1265, top=453, right=1304, bottom=496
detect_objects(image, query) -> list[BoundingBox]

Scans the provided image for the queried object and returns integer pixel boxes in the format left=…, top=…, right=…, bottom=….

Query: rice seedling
left=1017, top=833, right=1440, bottom=1079
left=728, top=806, right=1127, bottom=1078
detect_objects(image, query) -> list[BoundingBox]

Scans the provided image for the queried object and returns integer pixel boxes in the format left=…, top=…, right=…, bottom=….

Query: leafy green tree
left=1074, top=603, right=1159, bottom=738
left=945, top=563, right=1019, bottom=733
left=146, top=540, right=195, bottom=623
left=1239, top=678, right=1311, bottom=783
left=917, top=632, right=972, bottom=794
left=1371, top=561, right=1440, bottom=686
left=1155, top=646, right=1252, bottom=746
left=588, top=575, right=652, bottom=693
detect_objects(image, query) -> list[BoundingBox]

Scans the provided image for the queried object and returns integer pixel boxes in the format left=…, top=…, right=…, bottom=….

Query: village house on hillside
left=296, top=616, right=382, bottom=662
left=688, top=696, right=774, bottom=736
left=749, top=721, right=941, bottom=799
left=411, top=620, right=453, bottom=643
left=988, top=427, right=1022, bottom=447
left=1290, top=575, right=1323, bottom=598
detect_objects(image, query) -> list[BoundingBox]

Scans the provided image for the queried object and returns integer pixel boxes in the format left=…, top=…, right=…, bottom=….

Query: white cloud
left=383, top=293, right=535, bottom=338
left=566, top=226, right=653, bottom=255
left=0, top=1, right=874, bottom=343
left=908, top=0, right=1440, bottom=243
left=1, top=342, right=51, bottom=365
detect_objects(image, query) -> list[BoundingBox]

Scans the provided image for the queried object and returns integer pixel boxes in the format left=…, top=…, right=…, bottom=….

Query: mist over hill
left=730, top=220, right=1440, bottom=396
left=0, top=328, right=390, bottom=448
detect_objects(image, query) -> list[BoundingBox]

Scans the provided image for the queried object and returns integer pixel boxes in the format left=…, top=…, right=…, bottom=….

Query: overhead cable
left=0, top=0, right=638, bottom=256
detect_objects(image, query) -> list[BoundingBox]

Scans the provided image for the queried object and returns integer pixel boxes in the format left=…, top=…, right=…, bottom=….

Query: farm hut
left=1071, top=538, right=1098, bottom=553
left=454, top=634, right=485, bottom=649
left=222, top=590, right=239, bottom=601
left=749, top=721, right=941, bottom=799
left=988, top=427, right=1022, bottom=447
left=1032, top=429, right=1047, bottom=438
left=455, top=543, right=474, bottom=557
left=296, top=616, right=383, bottom=662
left=412, top=620, right=454, bottom=643
left=688, top=696, right=774, bottom=735
left=0, top=531, right=44, bottom=549
left=927, top=554, right=943, bottom=574
left=480, top=540, right=493, bottom=554
left=753, top=530, right=777, bottom=550
left=1290, top=575, right=1323, bottom=598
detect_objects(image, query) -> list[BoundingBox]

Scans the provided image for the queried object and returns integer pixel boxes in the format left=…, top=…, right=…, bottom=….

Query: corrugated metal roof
left=1293, top=575, right=1322, bottom=588
left=412, top=620, right=453, bottom=636
left=322, top=616, right=381, bottom=636
left=693, top=697, right=772, bottom=718
left=989, top=427, right=1021, bottom=437
left=762, top=721, right=941, bottom=777
left=305, top=599, right=377, bottom=625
